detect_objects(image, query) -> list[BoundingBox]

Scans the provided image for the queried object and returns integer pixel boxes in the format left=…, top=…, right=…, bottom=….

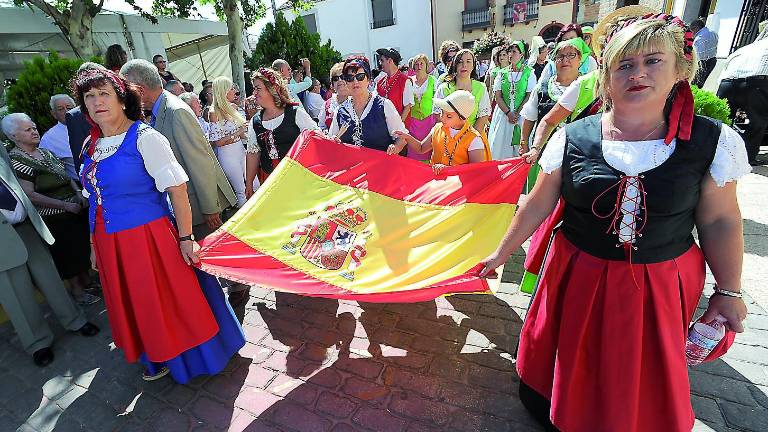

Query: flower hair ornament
left=254, top=67, right=298, bottom=107
left=605, top=13, right=695, bottom=144
left=73, top=69, right=130, bottom=157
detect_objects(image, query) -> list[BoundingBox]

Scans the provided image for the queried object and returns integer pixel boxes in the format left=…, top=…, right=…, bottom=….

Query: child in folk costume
left=395, top=90, right=491, bottom=173
left=488, top=41, right=537, bottom=160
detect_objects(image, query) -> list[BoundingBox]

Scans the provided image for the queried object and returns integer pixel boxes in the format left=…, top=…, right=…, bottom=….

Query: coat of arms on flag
left=196, top=131, right=530, bottom=302
left=283, top=203, right=369, bottom=280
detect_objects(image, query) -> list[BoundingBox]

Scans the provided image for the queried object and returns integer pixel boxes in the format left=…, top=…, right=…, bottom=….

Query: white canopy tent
left=0, top=5, right=232, bottom=94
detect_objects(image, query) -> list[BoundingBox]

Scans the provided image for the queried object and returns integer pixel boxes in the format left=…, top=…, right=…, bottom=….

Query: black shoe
left=76, top=322, right=100, bottom=337
left=33, top=347, right=54, bottom=367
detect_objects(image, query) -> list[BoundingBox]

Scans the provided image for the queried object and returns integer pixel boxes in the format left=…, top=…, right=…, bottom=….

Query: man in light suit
left=119, top=60, right=248, bottom=304
left=120, top=59, right=237, bottom=238
left=0, top=140, right=99, bottom=367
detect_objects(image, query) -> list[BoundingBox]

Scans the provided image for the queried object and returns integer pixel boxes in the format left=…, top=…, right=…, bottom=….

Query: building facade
left=283, top=0, right=434, bottom=67
left=432, top=0, right=576, bottom=57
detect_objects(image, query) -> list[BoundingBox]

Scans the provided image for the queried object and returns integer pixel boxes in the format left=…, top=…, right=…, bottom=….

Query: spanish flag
left=197, top=131, right=529, bottom=302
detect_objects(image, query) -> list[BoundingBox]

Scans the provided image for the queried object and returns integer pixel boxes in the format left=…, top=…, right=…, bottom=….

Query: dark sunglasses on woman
left=331, top=75, right=342, bottom=83
left=342, top=72, right=368, bottom=82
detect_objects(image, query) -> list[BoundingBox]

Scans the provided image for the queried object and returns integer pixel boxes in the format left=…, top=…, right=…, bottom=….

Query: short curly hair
left=71, top=69, right=145, bottom=122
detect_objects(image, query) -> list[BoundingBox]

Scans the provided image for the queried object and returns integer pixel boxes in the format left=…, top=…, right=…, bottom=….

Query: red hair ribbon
left=665, top=80, right=694, bottom=144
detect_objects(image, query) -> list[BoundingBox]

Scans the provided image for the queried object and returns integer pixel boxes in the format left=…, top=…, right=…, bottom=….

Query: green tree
left=154, top=1, right=312, bottom=99
left=6, top=52, right=93, bottom=133
left=13, top=1, right=155, bottom=58
left=247, top=11, right=341, bottom=86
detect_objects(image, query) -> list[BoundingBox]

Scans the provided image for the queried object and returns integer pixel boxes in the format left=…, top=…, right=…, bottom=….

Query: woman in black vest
left=480, top=15, right=750, bottom=432
left=245, top=67, right=318, bottom=198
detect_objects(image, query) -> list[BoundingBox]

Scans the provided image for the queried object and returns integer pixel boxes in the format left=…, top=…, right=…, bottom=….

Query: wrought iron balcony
left=462, top=8, right=492, bottom=31
left=504, top=0, right=540, bottom=25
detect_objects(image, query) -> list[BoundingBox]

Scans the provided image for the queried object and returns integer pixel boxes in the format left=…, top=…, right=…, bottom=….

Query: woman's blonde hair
left=251, top=67, right=294, bottom=109
left=412, top=54, right=429, bottom=70
left=211, top=76, right=245, bottom=126
left=329, top=62, right=344, bottom=81
left=597, top=18, right=698, bottom=110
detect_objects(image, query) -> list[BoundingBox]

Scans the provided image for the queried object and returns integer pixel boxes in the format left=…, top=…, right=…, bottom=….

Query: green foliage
left=247, top=12, right=341, bottom=85
left=6, top=52, right=96, bottom=133
left=472, top=31, right=513, bottom=57
left=691, top=85, right=732, bottom=125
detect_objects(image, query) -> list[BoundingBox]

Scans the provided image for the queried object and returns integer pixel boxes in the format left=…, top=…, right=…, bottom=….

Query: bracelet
left=713, top=285, right=743, bottom=299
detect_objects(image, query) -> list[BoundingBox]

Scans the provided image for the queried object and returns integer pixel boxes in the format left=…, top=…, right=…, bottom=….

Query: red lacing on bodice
left=591, top=174, right=648, bottom=289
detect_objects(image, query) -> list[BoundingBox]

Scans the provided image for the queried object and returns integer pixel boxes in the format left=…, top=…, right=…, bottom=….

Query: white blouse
left=538, top=124, right=752, bottom=244
left=246, top=107, right=319, bottom=154
left=81, top=126, right=188, bottom=201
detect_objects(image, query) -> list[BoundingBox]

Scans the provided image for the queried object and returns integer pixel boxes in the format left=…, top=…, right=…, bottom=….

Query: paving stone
left=41, top=375, right=75, bottom=401
left=239, top=342, right=274, bottom=363
left=465, top=351, right=516, bottom=372
left=234, top=386, right=282, bottom=416
left=720, top=400, right=768, bottom=431
left=405, top=422, right=442, bottom=432
left=147, top=406, right=192, bottom=432
left=316, top=391, right=358, bottom=419
left=448, top=409, right=513, bottom=432
left=189, top=395, right=235, bottom=429
left=352, top=405, right=407, bottom=432
left=384, top=366, right=441, bottom=399
left=690, top=370, right=762, bottom=407
left=334, top=357, right=383, bottom=380
left=409, top=337, right=461, bottom=355
left=307, top=368, right=344, bottom=389
left=390, top=352, right=431, bottom=370
left=203, top=370, right=249, bottom=400
left=691, top=394, right=726, bottom=425
left=694, top=359, right=768, bottom=386
left=161, top=384, right=197, bottom=409
left=428, top=356, right=468, bottom=382
left=330, top=423, right=358, bottom=432
left=388, top=392, right=453, bottom=426
left=270, top=401, right=332, bottom=432
left=341, top=376, right=390, bottom=405
left=467, top=364, right=517, bottom=393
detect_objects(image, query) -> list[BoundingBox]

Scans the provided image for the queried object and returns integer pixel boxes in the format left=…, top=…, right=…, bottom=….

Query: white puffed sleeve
left=136, top=128, right=189, bottom=191
left=709, top=123, right=752, bottom=187
left=537, top=127, right=567, bottom=174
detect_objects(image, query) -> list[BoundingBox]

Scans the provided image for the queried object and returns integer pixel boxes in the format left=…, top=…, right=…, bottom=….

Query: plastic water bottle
left=686, top=315, right=727, bottom=366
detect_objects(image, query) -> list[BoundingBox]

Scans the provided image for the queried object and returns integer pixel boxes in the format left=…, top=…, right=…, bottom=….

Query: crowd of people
left=0, top=6, right=764, bottom=431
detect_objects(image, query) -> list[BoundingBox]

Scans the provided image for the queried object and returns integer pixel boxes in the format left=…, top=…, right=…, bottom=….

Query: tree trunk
left=68, top=1, right=96, bottom=59
left=223, top=0, right=246, bottom=94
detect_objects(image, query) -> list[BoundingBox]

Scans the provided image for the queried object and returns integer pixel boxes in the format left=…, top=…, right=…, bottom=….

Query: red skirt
left=92, top=210, right=219, bottom=363
left=517, top=233, right=734, bottom=432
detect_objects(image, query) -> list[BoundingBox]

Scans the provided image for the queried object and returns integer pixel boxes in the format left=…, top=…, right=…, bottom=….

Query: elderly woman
left=481, top=15, right=750, bottom=431
left=318, top=62, right=348, bottom=131
left=246, top=67, right=318, bottom=197
left=435, top=49, right=491, bottom=133
left=206, top=76, right=248, bottom=208
left=178, top=91, right=210, bottom=137
left=329, top=56, right=408, bottom=154
left=73, top=69, right=244, bottom=383
left=520, top=39, right=587, bottom=154
left=538, top=24, right=599, bottom=87
left=487, top=41, right=537, bottom=160
left=4, top=113, right=98, bottom=306
left=408, top=54, right=438, bottom=161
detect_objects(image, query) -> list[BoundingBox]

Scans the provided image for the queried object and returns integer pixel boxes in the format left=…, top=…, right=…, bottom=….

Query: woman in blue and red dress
left=73, top=69, right=245, bottom=383
left=481, top=14, right=750, bottom=431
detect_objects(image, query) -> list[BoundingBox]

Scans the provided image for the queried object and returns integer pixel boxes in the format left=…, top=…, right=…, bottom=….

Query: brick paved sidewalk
left=1, top=248, right=766, bottom=431
left=2, top=168, right=768, bottom=431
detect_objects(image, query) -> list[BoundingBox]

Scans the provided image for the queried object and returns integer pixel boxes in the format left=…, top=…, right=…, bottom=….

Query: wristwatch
left=179, top=234, right=195, bottom=243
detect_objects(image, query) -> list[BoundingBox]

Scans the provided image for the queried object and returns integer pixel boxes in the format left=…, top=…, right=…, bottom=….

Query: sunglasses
left=235, top=91, right=241, bottom=96
left=342, top=73, right=368, bottom=82
left=331, top=75, right=342, bottom=83
left=155, top=60, right=166, bottom=64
